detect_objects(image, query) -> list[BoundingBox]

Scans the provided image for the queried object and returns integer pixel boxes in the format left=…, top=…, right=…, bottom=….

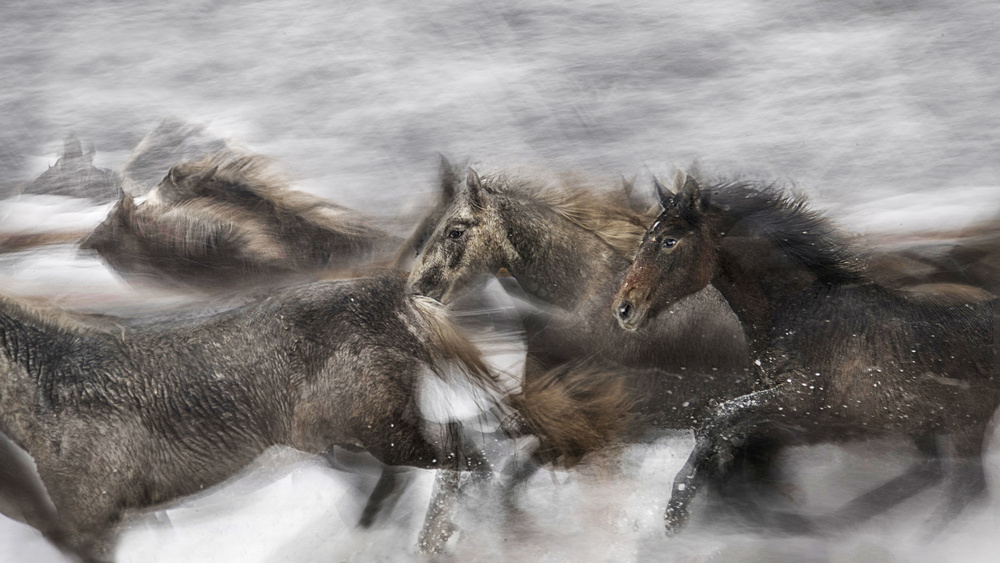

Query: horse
left=404, top=160, right=777, bottom=517
left=80, top=151, right=402, bottom=290
left=0, top=272, right=625, bottom=561
left=18, top=136, right=122, bottom=202
left=613, top=173, right=1000, bottom=535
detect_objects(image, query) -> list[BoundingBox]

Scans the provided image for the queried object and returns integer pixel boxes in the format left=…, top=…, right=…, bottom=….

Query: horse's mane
left=709, top=180, right=865, bottom=282
left=133, top=201, right=289, bottom=265
left=0, top=294, right=86, bottom=336
left=481, top=171, right=648, bottom=259
left=154, top=150, right=375, bottom=240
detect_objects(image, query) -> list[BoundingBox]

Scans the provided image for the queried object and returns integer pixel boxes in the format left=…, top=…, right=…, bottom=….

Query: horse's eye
left=661, top=238, right=677, bottom=249
left=447, top=229, right=465, bottom=239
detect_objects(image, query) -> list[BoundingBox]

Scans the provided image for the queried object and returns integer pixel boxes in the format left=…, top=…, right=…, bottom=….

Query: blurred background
left=2, top=1, right=1000, bottom=561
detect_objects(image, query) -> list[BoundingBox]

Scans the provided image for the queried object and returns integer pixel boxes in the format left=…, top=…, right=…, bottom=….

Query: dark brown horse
left=80, top=151, right=401, bottom=290
left=0, top=273, right=622, bottom=561
left=613, top=174, right=1000, bottom=534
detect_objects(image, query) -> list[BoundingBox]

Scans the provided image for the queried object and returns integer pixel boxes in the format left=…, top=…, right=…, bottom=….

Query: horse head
left=407, top=159, right=515, bottom=303
left=614, top=173, right=719, bottom=330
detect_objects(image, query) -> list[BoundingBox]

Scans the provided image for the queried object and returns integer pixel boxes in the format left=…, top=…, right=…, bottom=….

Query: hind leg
left=926, top=426, right=990, bottom=534
left=498, top=449, right=541, bottom=512
left=365, top=417, right=491, bottom=554
left=417, top=422, right=494, bottom=554
left=823, top=434, right=944, bottom=529
left=319, top=446, right=410, bottom=529
left=357, top=465, right=410, bottom=528
left=418, top=469, right=461, bottom=554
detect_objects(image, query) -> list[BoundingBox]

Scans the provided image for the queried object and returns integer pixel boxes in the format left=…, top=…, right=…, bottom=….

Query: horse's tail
left=508, top=360, right=632, bottom=468
left=408, top=294, right=505, bottom=397
left=409, top=295, right=632, bottom=466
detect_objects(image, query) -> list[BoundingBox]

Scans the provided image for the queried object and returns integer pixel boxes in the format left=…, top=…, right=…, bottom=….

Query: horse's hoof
left=664, top=504, right=690, bottom=537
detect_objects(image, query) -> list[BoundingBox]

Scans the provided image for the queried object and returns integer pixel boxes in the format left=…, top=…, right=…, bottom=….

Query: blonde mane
left=482, top=171, right=649, bottom=259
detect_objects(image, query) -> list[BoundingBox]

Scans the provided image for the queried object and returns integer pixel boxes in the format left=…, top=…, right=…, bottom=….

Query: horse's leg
left=823, top=434, right=944, bottom=529
left=498, top=450, right=541, bottom=511
left=414, top=421, right=493, bottom=555
left=925, top=425, right=990, bottom=534
left=0, top=433, right=100, bottom=559
left=665, top=381, right=812, bottom=535
left=418, top=469, right=461, bottom=555
left=703, top=433, right=816, bottom=534
left=319, top=446, right=409, bottom=529
left=357, top=465, right=409, bottom=528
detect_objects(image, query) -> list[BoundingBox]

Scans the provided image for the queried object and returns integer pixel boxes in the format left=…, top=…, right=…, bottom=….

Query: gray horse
left=0, top=273, right=621, bottom=561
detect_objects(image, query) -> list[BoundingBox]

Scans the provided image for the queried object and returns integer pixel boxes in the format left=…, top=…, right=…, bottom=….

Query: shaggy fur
left=0, top=273, right=600, bottom=561
left=0, top=271, right=631, bottom=560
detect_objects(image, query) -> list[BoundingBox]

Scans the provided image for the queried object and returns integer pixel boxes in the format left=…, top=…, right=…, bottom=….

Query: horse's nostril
left=617, top=302, right=633, bottom=321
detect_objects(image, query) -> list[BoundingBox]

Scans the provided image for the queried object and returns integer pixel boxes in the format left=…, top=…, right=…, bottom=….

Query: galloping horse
left=81, top=151, right=401, bottom=290
left=614, top=174, right=1000, bottom=534
left=0, top=273, right=619, bottom=561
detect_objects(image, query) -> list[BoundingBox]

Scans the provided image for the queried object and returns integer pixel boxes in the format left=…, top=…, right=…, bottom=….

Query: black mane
left=707, top=180, right=864, bottom=283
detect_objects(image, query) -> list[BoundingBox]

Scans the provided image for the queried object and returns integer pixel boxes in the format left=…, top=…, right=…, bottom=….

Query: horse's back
left=774, top=283, right=999, bottom=426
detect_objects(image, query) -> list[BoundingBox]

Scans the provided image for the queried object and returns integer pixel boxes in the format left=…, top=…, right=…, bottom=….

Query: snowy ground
left=3, top=1, right=1000, bottom=561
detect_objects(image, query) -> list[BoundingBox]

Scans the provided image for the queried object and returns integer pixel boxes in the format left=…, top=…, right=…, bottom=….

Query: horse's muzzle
left=614, top=298, right=643, bottom=331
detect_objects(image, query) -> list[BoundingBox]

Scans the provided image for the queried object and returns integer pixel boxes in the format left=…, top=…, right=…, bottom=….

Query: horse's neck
left=501, top=201, right=626, bottom=310
left=712, top=241, right=814, bottom=377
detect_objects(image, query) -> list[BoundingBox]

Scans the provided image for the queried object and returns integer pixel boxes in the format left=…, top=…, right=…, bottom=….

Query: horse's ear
left=438, top=154, right=459, bottom=202
left=677, top=175, right=709, bottom=216
left=194, top=165, right=219, bottom=186
left=166, top=164, right=183, bottom=185
left=653, top=175, right=675, bottom=208
left=672, top=169, right=687, bottom=193
left=64, top=135, right=83, bottom=159
left=465, top=168, right=485, bottom=206
left=621, top=175, right=635, bottom=199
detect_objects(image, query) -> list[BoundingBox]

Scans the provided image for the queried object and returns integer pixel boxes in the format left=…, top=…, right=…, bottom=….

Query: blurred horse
left=406, top=159, right=751, bottom=420
left=614, top=174, right=1000, bottom=534
left=404, top=161, right=766, bottom=517
left=81, top=151, right=401, bottom=290
left=0, top=273, right=622, bottom=561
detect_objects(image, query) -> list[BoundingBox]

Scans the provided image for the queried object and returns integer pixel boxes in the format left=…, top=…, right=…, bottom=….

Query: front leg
left=665, top=380, right=813, bottom=535
left=418, top=469, right=461, bottom=554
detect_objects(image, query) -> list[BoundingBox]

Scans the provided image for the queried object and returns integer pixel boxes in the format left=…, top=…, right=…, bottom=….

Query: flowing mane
left=134, top=201, right=288, bottom=264
left=479, top=170, right=649, bottom=259
left=709, top=180, right=865, bottom=283
left=152, top=150, right=373, bottom=239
